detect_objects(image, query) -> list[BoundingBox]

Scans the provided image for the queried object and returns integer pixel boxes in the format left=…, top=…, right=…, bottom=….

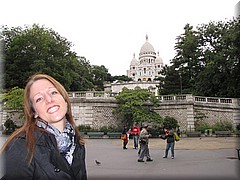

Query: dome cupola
left=155, top=51, right=163, bottom=64
left=130, top=53, right=138, bottom=66
left=139, top=35, right=156, bottom=59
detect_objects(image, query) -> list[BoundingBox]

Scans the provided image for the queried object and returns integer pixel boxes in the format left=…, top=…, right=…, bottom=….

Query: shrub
left=4, top=118, right=16, bottom=135
left=236, top=124, right=240, bottom=131
left=163, top=116, right=178, bottom=129
left=78, top=125, right=92, bottom=132
left=99, top=126, right=122, bottom=133
left=213, top=120, right=233, bottom=132
left=78, top=125, right=122, bottom=133
left=195, top=122, right=212, bottom=133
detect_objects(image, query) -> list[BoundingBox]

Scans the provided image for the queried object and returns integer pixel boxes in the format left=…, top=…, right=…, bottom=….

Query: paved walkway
left=85, top=137, right=240, bottom=180
left=1, top=135, right=240, bottom=180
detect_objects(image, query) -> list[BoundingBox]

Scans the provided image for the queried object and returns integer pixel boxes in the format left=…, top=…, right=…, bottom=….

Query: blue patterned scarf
left=36, top=119, right=76, bottom=165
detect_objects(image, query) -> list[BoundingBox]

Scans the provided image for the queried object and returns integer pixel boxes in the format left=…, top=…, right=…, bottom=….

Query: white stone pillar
left=187, top=104, right=195, bottom=132
left=232, top=98, right=240, bottom=128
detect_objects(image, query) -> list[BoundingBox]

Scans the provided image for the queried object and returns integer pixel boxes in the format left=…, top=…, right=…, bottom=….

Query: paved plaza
left=1, top=135, right=240, bottom=180
left=85, top=137, right=240, bottom=180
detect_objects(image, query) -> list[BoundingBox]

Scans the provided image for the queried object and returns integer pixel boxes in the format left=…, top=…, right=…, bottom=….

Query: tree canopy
left=161, top=18, right=240, bottom=98
left=114, top=88, right=163, bottom=127
left=0, top=24, right=116, bottom=91
left=0, top=86, right=24, bottom=111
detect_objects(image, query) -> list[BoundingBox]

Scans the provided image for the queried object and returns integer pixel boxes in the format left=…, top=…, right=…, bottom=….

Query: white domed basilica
left=127, top=35, right=164, bottom=81
left=104, top=35, right=164, bottom=95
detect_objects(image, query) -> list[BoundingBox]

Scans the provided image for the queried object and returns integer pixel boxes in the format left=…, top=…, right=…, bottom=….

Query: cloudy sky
left=0, top=0, right=239, bottom=75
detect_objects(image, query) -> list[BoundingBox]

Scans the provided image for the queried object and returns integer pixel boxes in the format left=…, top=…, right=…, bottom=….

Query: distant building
left=235, top=1, right=240, bottom=17
left=104, top=35, right=164, bottom=95
left=127, top=35, right=164, bottom=81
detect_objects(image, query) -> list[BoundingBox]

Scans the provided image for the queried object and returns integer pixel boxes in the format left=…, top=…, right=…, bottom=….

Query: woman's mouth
left=47, top=105, right=59, bottom=114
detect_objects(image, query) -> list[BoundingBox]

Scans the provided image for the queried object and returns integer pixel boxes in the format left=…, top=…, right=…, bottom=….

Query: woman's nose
left=45, top=94, right=52, bottom=103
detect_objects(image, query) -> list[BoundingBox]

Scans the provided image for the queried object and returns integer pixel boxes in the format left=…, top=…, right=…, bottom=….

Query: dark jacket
left=1, top=129, right=87, bottom=180
left=166, top=131, right=175, bottom=143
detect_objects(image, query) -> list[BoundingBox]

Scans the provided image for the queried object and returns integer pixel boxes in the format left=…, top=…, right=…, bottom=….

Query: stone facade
left=104, top=35, right=164, bottom=96
left=1, top=92, right=240, bottom=132
left=127, top=35, right=164, bottom=81
left=104, top=81, right=160, bottom=96
left=69, top=93, right=240, bottom=131
left=71, top=97, right=120, bottom=129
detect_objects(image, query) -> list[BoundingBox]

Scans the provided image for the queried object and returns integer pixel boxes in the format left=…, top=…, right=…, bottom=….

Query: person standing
left=131, top=123, right=140, bottom=150
left=0, top=74, right=87, bottom=179
left=137, top=124, right=153, bottom=162
left=161, top=128, right=175, bottom=159
left=121, top=126, right=128, bottom=149
left=177, top=127, right=181, bottom=137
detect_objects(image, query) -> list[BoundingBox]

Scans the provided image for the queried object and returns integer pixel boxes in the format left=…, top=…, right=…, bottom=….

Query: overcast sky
left=0, top=0, right=239, bottom=76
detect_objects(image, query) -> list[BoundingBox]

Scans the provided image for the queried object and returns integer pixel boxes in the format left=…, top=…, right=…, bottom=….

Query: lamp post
left=179, top=72, right=182, bottom=95
left=175, top=67, right=182, bottom=95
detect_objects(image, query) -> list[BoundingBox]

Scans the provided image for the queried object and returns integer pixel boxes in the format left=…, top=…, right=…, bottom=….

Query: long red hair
left=0, top=74, right=83, bottom=164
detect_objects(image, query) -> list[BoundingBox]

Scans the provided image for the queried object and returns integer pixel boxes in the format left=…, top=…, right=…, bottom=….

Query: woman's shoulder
left=4, top=133, right=28, bottom=154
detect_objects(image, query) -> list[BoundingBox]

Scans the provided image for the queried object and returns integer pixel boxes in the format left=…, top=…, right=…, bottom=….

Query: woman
left=0, top=74, right=87, bottom=179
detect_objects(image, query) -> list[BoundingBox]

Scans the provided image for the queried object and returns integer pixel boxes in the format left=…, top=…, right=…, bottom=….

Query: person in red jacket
left=131, top=123, right=140, bottom=149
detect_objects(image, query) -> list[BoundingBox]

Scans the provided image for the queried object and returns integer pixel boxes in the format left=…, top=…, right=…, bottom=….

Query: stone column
left=186, top=95, right=195, bottom=131
left=232, top=98, right=240, bottom=128
left=186, top=104, right=195, bottom=131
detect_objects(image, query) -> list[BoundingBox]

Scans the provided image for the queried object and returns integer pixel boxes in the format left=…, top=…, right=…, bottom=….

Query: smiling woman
left=0, top=74, right=87, bottom=180
left=30, top=79, right=68, bottom=132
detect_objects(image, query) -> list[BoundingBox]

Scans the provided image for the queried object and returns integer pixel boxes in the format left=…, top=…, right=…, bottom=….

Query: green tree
left=162, top=116, right=179, bottom=129
left=195, top=19, right=240, bottom=97
left=1, top=24, right=94, bottom=91
left=114, top=88, right=163, bottom=127
left=112, top=75, right=132, bottom=82
left=161, top=18, right=240, bottom=98
left=91, top=65, right=112, bottom=91
left=164, top=24, right=202, bottom=95
left=69, top=56, right=94, bottom=91
left=160, top=65, right=180, bottom=95
left=0, top=87, right=24, bottom=133
left=0, top=87, right=24, bottom=111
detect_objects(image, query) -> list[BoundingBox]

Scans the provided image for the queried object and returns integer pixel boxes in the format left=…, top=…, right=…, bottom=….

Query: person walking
left=131, top=123, right=140, bottom=150
left=137, top=124, right=153, bottom=162
left=161, top=128, right=176, bottom=159
left=0, top=74, right=87, bottom=180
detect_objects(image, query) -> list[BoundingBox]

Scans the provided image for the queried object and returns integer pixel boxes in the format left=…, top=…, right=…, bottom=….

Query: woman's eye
left=51, top=91, right=58, bottom=95
left=35, top=97, right=43, bottom=103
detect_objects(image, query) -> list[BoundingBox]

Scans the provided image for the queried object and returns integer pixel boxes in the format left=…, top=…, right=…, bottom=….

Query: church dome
left=130, top=53, right=138, bottom=66
left=155, top=52, right=163, bottom=64
left=139, top=35, right=156, bottom=58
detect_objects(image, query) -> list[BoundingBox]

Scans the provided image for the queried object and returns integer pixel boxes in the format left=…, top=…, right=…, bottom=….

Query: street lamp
left=179, top=72, right=182, bottom=95
left=175, top=67, right=182, bottom=95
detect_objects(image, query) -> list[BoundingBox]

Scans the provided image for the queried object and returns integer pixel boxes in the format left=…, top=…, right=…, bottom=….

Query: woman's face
left=30, top=79, right=67, bottom=125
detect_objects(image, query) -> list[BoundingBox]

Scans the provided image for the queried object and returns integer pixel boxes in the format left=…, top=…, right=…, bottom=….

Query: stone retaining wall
left=1, top=93, right=240, bottom=131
